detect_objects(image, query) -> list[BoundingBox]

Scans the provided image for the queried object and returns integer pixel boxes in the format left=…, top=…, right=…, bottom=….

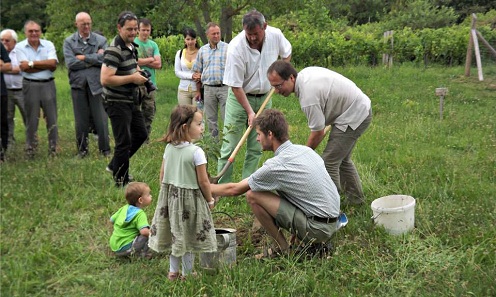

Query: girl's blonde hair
left=161, top=105, right=200, bottom=144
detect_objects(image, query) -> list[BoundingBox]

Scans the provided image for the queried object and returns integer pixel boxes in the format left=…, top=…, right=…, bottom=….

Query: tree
left=386, top=0, right=458, bottom=30
left=45, top=0, right=151, bottom=36
left=0, top=0, right=48, bottom=31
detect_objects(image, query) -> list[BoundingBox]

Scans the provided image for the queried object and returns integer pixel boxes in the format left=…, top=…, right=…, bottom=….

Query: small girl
left=148, top=105, right=216, bottom=281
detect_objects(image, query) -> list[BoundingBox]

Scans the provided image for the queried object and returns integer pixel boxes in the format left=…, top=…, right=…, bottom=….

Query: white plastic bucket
left=371, top=195, right=416, bottom=235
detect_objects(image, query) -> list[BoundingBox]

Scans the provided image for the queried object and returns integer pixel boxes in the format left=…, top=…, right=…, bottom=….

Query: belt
left=247, top=93, right=267, bottom=97
left=23, top=77, right=54, bottom=83
left=205, top=84, right=225, bottom=87
left=8, top=88, right=22, bottom=91
left=308, top=216, right=338, bottom=224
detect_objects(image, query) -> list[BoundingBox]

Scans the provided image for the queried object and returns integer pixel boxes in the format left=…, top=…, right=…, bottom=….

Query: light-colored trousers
left=203, top=85, right=228, bottom=137
left=322, top=110, right=372, bottom=203
left=217, top=89, right=271, bottom=183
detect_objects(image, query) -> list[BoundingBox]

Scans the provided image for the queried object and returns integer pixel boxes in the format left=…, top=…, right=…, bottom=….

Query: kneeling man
left=211, top=109, right=340, bottom=254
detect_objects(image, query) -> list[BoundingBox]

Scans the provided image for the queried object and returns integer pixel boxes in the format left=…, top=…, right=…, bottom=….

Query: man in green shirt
left=134, top=18, right=161, bottom=138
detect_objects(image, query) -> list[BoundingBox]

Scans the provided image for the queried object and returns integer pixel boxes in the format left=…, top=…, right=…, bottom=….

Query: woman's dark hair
left=182, top=28, right=200, bottom=49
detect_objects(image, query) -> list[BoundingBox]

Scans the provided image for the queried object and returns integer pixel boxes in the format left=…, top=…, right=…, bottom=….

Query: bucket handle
left=212, top=211, right=237, bottom=229
left=371, top=212, right=382, bottom=221
left=217, top=233, right=231, bottom=250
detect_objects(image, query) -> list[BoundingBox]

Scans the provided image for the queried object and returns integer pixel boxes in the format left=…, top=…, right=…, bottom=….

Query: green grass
left=1, top=64, right=495, bottom=296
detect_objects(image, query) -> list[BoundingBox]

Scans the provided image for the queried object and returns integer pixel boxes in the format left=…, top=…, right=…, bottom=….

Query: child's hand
left=207, top=199, right=215, bottom=210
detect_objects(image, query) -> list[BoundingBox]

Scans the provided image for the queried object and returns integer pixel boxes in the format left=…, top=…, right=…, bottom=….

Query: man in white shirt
left=267, top=60, right=372, bottom=206
left=218, top=9, right=292, bottom=183
left=15, top=20, right=59, bottom=157
left=1, top=29, right=27, bottom=147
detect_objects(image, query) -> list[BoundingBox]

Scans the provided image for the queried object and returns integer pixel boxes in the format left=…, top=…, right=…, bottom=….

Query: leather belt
left=308, top=216, right=338, bottom=224
left=8, top=88, right=23, bottom=91
left=205, top=84, right=225, bottom=87
left=23, top=77, right=54, bottom=83
left=247, top=93, right=266, bottom=97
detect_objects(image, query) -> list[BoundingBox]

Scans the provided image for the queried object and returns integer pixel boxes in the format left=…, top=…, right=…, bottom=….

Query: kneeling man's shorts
left=275, top=198, right=338, bottom=243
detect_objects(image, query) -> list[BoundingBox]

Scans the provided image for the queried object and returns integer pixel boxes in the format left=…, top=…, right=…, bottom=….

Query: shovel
left=210, top=88, right=276, bottom=184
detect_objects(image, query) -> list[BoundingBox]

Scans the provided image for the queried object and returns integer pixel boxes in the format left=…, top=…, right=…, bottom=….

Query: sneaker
left=107, top=165, right=133, bottom=180
left=101, top=150, right=111, bottom=157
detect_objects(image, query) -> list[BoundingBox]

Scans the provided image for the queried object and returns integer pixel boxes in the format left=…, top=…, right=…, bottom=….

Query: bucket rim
left=215, top=227, right=236, bottom=232
left=371, top=195, right=416, bottom=214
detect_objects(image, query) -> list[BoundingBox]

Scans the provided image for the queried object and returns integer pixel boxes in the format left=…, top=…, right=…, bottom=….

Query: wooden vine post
left=464, top=13, right=496, bottom=81
left=382, top=30, right=394, bottom=67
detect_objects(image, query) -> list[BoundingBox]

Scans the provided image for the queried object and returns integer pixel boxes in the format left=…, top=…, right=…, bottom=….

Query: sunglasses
left=119, top=13, right=138, bottom=23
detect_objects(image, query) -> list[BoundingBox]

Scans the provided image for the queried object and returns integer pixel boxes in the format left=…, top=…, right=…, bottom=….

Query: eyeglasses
left=119, top=13, right=138, bottom=23
left=27, top=30, right=41, bottom=34
left=1, top=39, right=11, bottom=42
left=272, top=79, right=287, bottom=90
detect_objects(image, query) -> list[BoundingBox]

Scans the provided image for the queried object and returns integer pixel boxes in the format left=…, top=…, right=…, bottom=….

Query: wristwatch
left=28, top=61, right=34, bottom=68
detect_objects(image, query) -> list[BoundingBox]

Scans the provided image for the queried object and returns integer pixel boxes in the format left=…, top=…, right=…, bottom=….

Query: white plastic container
left=371, top=195, right=416, bottom=235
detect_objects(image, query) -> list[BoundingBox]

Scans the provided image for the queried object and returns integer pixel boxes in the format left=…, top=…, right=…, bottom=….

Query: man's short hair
left=117, top=11, right=138, bottom=27
left=267, top=60, right=298, bottom=81
left=24, top=20, right=41, bottom=31
left=242, top=9, right=265, bottom=30
left=253, top=109, right=289, bottom=143
left=0, top=29, right=18, bottom=42
left=139, top=18, right=152, bottom=28
left=205, top=22, right=219, bottom=33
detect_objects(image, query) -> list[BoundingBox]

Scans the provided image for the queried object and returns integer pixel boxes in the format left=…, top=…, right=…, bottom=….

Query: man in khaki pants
left=267, top=60, right=372, bottom=207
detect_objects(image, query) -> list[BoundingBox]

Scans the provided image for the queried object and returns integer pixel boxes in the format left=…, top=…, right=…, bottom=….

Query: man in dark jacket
left=63, top=11, right=110, bottom=158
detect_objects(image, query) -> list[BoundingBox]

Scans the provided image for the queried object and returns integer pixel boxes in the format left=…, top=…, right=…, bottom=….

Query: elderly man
left=63, top=12, right=111, bottom=158
left=267, top=60, right=372, bottom=206
left=15, top=20, right=58, bottom=157
left=211, top=109, right=341, bottom=257
left=217, top=9, right=292, bottom=183
left=101, top=11, right=148, bottom=187
left=192, top=22, right=228, bottom=138
left=1, top=29, right=27, bottom=147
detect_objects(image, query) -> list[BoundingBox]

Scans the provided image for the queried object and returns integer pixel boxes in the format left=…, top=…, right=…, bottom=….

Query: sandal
left=168, top=272, right=180, bottom=281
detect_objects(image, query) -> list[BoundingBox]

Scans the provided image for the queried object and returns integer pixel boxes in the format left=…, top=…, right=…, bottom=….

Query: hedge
left=46, top=24, right=495, bottom=68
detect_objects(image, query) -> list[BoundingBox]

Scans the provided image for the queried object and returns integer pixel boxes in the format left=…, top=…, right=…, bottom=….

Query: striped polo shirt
left=102, top=35, right=139, bottom=103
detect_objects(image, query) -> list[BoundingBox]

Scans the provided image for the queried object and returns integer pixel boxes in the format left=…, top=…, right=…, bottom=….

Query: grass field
left=1, top=63, right=495, bottom=296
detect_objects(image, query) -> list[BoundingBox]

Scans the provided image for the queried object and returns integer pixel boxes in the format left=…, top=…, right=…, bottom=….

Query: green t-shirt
left=109, top=205, right=149, bottom=251
left=134, top=37, right=161, bottom=85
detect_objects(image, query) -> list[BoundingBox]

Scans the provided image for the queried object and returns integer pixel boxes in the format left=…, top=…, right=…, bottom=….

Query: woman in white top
left=174, top=28, right=201, bottom=105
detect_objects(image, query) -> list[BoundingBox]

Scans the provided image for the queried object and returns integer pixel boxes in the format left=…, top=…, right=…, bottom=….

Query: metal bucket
left=200, top=227, right=237, bottom=272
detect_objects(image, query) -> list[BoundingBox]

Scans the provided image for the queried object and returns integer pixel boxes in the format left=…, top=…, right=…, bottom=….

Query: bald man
left=63, top=12, right=110, bottom=158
